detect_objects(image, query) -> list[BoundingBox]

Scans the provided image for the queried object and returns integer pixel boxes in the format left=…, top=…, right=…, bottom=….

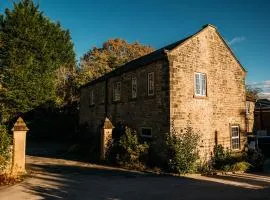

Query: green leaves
left=0, top=0, right=75, bottom=121
left=167, top=122, right=200, bottom=174
left=0, top=125, right=10, bottom=171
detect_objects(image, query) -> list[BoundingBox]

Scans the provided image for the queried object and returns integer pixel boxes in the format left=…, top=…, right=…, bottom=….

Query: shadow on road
left=21, top=156, right=270, bottom=200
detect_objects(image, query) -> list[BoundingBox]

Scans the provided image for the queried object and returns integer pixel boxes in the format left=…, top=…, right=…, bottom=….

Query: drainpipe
left=105, top=78, right=108, bottom=117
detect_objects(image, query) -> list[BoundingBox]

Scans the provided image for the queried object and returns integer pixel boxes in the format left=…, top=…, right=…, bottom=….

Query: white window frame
left=148, top=72, right=154, bottom=96
left=140, top=127, right=152, bottom=138
left=194, top=72, right=206, bottom=96
left=113, top=81, right=121, bottom=101
left=231, top=125, right=240, bottom=150
left=132, top=76, right=137, bottom=99
left=89, top=90, right=94, bottom=106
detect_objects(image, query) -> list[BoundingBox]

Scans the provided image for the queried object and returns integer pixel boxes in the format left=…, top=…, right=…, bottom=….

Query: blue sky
left=1, top=0, right=270, bottom=97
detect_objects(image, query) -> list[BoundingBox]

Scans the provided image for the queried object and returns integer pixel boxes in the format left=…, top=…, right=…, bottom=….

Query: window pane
left=232, top=127, right=239, bottom=137
left=141, top=128, right=152, bottom=137
left=201, top=74, right=206, bottom=95
left=195, top=74, right=201, bottom=95
left=231, top=126, right=240, bottom=150
left=232, top=138, right=239, bottom=149
left=113, top=82, right=121, bottom=101
left=195, top=73, right=206, bottom=96
left=148, top=72, right=154, bottom=95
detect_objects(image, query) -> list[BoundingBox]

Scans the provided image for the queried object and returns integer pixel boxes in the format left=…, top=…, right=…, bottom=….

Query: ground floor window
left=141, top=127, right=152, bottom=138
left=231, top=125, right=240, bottom=150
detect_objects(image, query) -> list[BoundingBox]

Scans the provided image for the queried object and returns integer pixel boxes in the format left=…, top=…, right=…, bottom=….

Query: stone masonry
left=79, top=24, right=248, bottom=159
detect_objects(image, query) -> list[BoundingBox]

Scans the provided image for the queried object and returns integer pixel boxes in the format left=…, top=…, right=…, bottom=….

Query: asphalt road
left=0, top=155, right=270, bottom=200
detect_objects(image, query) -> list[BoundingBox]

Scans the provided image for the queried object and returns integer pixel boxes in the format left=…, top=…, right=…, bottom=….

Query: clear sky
left=1, top=0, right=270, bottom=97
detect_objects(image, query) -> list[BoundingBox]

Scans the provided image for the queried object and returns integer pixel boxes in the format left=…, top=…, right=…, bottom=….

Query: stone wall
left=168, top=25, right=247, bottom=159
left=246, top=100, right=255, bottom=133
left=79, top=59, right=170, bottom=137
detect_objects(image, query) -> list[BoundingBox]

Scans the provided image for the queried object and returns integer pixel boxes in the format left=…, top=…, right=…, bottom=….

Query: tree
left=246, top=85, right=262, bottom=100
left=0, top=0, right=75, bottom=121
left=77, top=38, right=154, bottom=86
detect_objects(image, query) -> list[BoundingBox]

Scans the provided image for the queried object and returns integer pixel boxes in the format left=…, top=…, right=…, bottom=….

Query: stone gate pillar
left=100, top=117, right=114, bottom=160
left=11, top=117, right=29, bottom=175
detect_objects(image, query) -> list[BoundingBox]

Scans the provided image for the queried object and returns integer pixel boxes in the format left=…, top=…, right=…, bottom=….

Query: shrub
left=212, top=144, right=231, bottom=169
left=212, top=144, right=251, bottom=172
left=0, top=125, right=11, bottom=171
left=247, top=149, right=264, bottom=172
left=148, top=133, right=169, bottom=169
left=231, top=162, right=251, bottom=172
left=106, top=127, right=148, bottom=168
left=167, top=123, right=200, bottom=174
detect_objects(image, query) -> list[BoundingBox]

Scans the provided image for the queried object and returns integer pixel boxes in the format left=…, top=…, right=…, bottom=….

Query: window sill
left=112, top=100, right=122, bottom=104
left=140, top=134, right=153, bottom=138
left=231, top=149, right=242, bottom=153
left=145, top=94, right=155, bottom=99
left=193, top=95, right=207, bottom=99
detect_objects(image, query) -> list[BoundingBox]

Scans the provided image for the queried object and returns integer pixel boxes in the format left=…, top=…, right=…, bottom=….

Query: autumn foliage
left=76, top=39, right=154, bottom=86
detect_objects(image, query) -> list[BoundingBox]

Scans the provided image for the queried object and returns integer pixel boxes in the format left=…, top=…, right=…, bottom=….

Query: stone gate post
left=100, top=117, right=114, bottom=160
left=11, top=117, right=29, bottom=175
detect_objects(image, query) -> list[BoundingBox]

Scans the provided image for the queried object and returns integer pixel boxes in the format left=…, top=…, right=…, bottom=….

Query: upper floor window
left=132, top=77, right=137, bottom=98
left=141, top=127, right=152, bottom=138
left=89, top=90, right=94, bottom=106
left=231, top=125, right=240, bottom=150
left=148, top=72, right=154, bottom=96
left=194, top=72, right=206, bottom=96
left=113, top=81, right=121, bottom=101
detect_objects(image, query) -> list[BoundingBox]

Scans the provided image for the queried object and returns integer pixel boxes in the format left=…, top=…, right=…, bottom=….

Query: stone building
left=80, top=24, right=247, bottom=158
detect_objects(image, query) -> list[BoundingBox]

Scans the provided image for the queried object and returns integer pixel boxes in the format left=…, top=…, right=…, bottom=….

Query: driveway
left=1, top=139, right=270, bottom=200
left=0, top=155, right=270, bottom=200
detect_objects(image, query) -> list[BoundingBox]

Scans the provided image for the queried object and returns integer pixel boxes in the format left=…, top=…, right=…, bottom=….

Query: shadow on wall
left=21, top=158, right=270, bottom=200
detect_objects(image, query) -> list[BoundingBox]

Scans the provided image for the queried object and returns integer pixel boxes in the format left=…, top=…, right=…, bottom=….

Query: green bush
left=247, top=149, right=264, bottom=172
left=231, top=162, right=251, bottom=172
left=106, top=127, right=148, bottom=168
left=212, top=144, right=251, bottom=172
left=167, top=123, right=200, bottom=174
left=0, top=125, right=11, bottom=171
left=148, top=133, right=169, bottom=169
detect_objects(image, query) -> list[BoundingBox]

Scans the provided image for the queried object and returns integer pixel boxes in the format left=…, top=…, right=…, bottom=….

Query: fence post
left=100, top=117, right=114, bottom=160
left=11, top=117, right=29, bottom=175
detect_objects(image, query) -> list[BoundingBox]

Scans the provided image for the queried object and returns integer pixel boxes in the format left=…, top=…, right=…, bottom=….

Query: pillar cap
left=103, top=117, right=114, bottom=129
left=12, top=117, right=29, bottom=131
